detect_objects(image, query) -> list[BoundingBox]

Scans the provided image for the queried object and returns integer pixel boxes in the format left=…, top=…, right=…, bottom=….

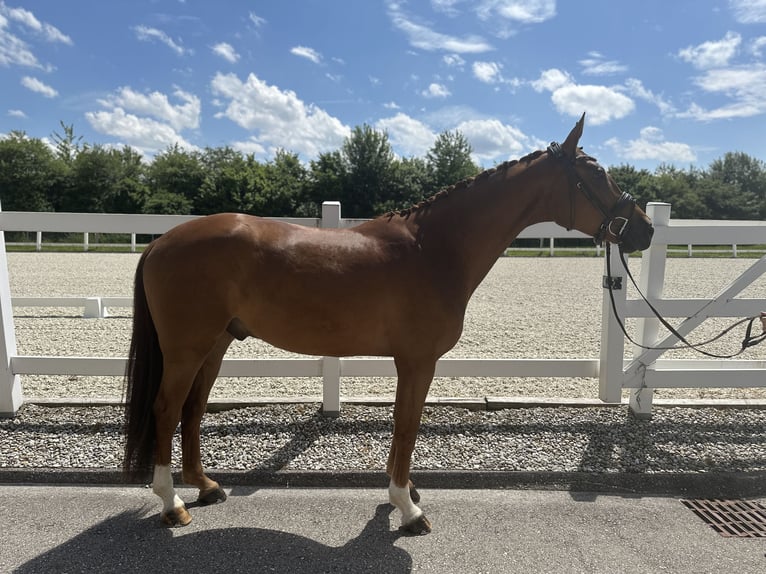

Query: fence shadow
left=15, top=503, right=411, bottom=574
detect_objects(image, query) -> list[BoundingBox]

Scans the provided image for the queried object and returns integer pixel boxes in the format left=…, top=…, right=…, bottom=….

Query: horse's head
left=548, top=113, right=654, bottom=253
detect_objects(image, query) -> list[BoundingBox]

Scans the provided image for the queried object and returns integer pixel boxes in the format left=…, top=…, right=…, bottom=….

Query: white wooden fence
left=600, top=203, right=766, bottom=417
left=2, top=201, right=766, bottom=418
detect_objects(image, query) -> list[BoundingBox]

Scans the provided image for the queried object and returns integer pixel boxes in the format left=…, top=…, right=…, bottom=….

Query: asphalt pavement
left=1, top=484, right=764, bottom=573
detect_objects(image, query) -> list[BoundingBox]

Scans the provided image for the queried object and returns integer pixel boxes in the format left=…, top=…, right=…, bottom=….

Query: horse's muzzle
left=620, top=213, right=654, bottom=253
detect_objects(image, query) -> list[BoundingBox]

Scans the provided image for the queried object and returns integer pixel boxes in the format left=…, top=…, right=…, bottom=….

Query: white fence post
left=84, top=232, right=89, bottom=252
left=0, top=202, right=22, bottom=416
left=321, top=201, right=341, bottom=229
left=321, top=201, right=342, bottom=415
left=36, top=231, right=42, bottom=252
left=629, top=203, right=671, bottom=419
left=599, top=244, right=627, bottom=403
left=322, top=356, right=341, bottom=416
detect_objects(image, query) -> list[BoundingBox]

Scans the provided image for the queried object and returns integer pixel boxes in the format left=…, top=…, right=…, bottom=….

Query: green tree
left=706, top=152, right=766, bottom=219
left=650, top=164, right=707, bottom=219
left=378, top=156, right=430, bottom=214
left=60, top=145, right=147, bottom=213
left=307, top=150, right=347, bottom=216
left=146, top=144, right=204, bottom=212
left=340, top=125, right=396, bottom=217
left=195, top=147, right=258, bottom=215
left=260, top=149, right=309, bottom=216
left=51, top=121, right=83, bottom=166
left=426, top=130, right=480, bottom=191
left=0, top=131, right=63, bottom=211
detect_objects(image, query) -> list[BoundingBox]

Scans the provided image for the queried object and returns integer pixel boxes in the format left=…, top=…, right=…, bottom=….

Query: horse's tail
left=123, top=243, right=162, bottom=481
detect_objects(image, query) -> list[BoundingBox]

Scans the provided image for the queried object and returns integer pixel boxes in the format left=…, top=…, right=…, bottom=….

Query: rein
left=604, top=243, right=766, bottom=359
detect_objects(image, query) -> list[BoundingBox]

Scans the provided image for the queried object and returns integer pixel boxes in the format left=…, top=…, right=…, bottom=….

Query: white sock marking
left=152, top=464, right=184, bottom=513
left=389, top=480, right=422, bottom=526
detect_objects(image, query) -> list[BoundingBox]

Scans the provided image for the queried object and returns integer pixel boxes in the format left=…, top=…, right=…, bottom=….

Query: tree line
left=2, top=122, right=766, bottom=221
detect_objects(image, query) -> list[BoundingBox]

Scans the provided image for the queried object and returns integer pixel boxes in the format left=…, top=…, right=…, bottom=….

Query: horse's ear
left=561, top=113, right=585, bottom=157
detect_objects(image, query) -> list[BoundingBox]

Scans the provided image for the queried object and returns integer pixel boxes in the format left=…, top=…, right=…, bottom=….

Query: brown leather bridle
left=547, top=141, right=636, bottom=246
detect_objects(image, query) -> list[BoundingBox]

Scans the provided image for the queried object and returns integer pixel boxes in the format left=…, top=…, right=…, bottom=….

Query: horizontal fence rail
left=598, top=203, right=766, bottom=418
left=3, top=200, right=766, bottom=418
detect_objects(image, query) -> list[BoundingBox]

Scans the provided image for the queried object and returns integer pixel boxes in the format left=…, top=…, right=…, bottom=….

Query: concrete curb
left=2, top=468, right=765, bottom=499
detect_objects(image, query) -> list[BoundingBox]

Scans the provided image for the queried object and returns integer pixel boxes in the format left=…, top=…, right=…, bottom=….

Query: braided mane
left=390, top=149, right=545, bottom=218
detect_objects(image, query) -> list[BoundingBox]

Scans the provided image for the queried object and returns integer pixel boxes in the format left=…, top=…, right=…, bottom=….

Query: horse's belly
left=242, top=299, right=393, bottom=357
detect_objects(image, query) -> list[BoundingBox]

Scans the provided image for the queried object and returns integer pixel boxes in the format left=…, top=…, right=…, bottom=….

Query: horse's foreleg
left=181, top=334, right=233, bottom=505
left=388, top=357, right=435, bottom=535
left=152, top=360, right=200, bottom=527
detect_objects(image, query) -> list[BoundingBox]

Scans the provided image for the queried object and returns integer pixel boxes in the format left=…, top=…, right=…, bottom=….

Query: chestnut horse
left=123, top=114, right=653, bottom=534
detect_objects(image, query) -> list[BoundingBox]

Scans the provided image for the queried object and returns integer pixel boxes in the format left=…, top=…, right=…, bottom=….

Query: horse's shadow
left=15, top=503, right=412, bottom=574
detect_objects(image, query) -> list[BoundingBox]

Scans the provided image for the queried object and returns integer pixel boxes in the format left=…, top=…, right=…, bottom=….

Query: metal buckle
left=608, top=217, right=630, bottom=239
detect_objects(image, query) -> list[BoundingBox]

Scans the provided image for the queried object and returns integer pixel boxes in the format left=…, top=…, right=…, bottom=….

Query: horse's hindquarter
left=144, top=214, right=462, bottom=358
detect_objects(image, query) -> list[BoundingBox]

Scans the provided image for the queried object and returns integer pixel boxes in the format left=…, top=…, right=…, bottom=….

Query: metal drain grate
left=681, top=499, right=766, bottom=538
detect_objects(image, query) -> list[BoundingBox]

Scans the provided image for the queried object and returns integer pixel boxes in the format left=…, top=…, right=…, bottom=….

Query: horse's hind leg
left=387, top=357, right=435, bottom=535
left=152, top=356, right=202, bottom=527
left=181, top=333, right=233, bottom=505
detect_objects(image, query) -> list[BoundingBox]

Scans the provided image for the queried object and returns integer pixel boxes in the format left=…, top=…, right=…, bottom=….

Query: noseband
left=547, top=141, right=635, bottom=246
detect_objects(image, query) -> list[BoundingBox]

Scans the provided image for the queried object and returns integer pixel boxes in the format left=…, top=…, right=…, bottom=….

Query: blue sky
left=2, top=0, right=766, bottom=171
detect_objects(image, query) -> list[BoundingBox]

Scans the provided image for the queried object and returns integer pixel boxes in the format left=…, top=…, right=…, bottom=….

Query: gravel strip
left=4, top=253, right=766, bottom=481
left=1, top=403, right=765, bottom=478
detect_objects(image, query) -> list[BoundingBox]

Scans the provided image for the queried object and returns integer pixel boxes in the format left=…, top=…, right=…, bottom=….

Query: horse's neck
left=413, top=164, right=555, bottom=301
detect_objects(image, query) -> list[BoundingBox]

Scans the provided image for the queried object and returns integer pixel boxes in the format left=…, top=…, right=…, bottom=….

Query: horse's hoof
left=160, top=506, right=192, bottom=527
left=409, top=486, right=421, bottom=504
left=198, top=486, right=227, bottom=505
left=400, top=514, right=432, bottom=535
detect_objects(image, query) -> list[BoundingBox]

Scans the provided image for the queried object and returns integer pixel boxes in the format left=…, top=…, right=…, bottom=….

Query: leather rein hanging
left=547, top=141, right=636, bottom=246
left=604, top=242, right=766, bottom=359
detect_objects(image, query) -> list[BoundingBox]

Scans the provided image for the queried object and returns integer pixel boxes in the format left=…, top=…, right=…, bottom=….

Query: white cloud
left=473, top=61, right=503, bottom=83
left=551, top=84, right=634, bottom=124
left=212, top=42, right=239, bottom=63
left=0, top=4, right=70, bottom=69
left=624, top=78, right=675, bottom=115
left=133, top=25, right=188, bottom=56
left=431, top=0, right=462, bottom=16
left=475, top=0, right=556, bottom=23
left=97, top=87, right=200, bottom=131
left=1, top=3, right=72, bottom=44
left=291, top=45, right=322, bottom=64
left=421, top=82, right=451, bottom=98
left=678, top=64, right=766, bottom=120
left=84, top=86, right=201, bottom=155
left=443, top=54, right=465, bottom=68
left=531, top=69, right=634, bottom=124
left=8, top=108, right=26, bottom=118
left=210, top=72, right=350, bottom=160
left=730, top=0, right=766, bottom=23
left=86, top=107, right=196, bottom=154
left=249, top=11, right=267, bottom=28
left=750, top=36, right=766, bottom=57
left=678, top=31, right=741, bottom=70
left=579, top=52, right=627, bottom=76
left=376, top=113, right=436, bottom=157
left=383, top=101, right=400, bottom=109
left=21, top=75, right=57, bottom=97
left=0, top=24, right=40, bottom=68
left=605, top=127, right=696, bottom=163
left=387, top=1, right=493, bottom=53
left=455, top=118, right=533, bottom=164
left=531, top=68, right=572, bottom=92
